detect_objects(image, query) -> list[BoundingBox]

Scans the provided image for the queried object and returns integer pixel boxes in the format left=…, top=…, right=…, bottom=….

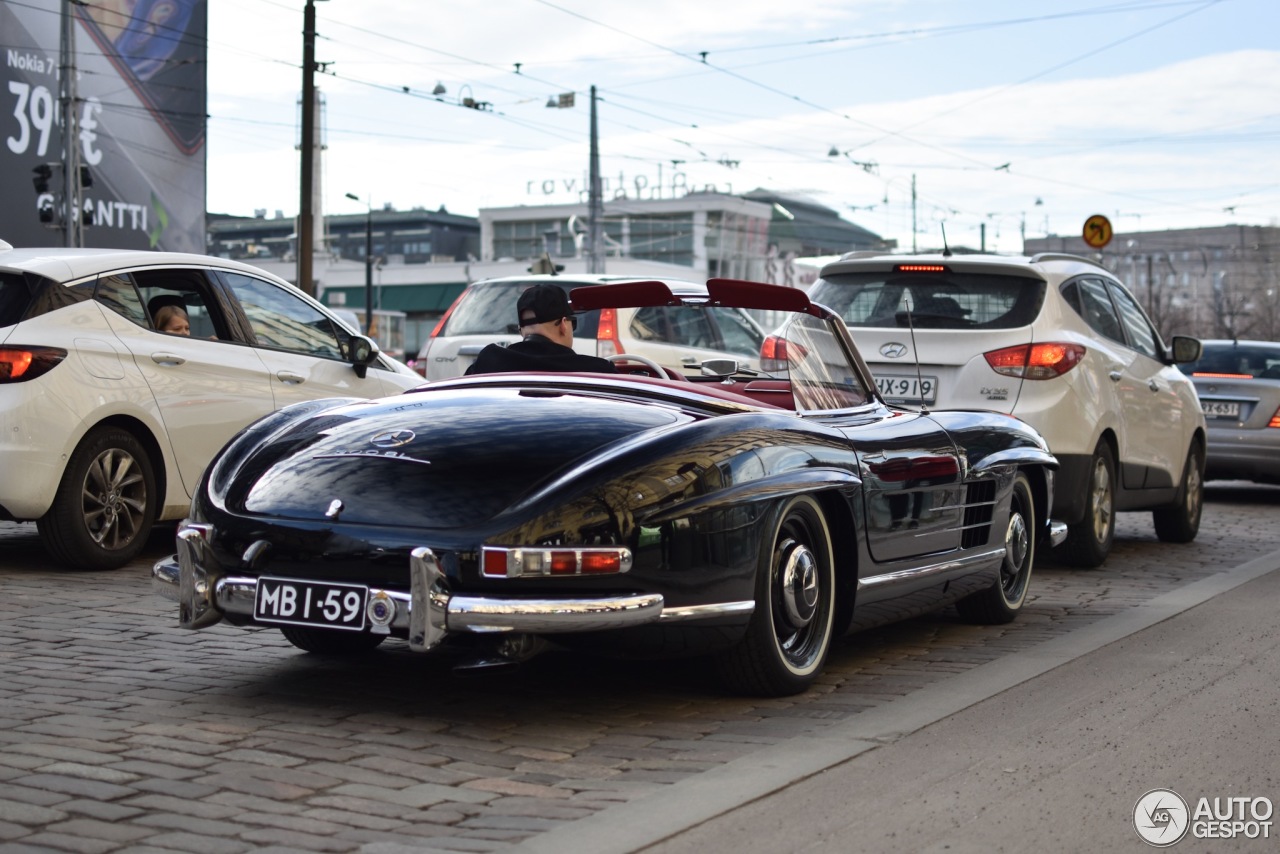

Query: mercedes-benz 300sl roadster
left=154, top=277, right=1062, bottom=696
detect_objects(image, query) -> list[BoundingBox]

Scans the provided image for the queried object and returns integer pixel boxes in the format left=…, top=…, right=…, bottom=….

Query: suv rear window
left=810, top=272, right=1045, bottom=329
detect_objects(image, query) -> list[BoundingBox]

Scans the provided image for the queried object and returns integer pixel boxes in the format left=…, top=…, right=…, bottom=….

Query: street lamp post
left=345, top=192, right=373, bottom=335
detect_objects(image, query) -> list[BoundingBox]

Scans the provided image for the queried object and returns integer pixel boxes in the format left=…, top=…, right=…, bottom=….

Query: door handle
left=1108, top=370, right=1122, bottom=382
left=681, top=356, right=699, bottom=365
left=1148, top=379, right=1160, bottom=392
left=276, top=371, right=305, bottom=385
left=150, top=352, right=186, bottom=366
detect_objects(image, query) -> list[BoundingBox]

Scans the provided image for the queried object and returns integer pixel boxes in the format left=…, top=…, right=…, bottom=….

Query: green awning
left=323, top=282, right=467, bottom=313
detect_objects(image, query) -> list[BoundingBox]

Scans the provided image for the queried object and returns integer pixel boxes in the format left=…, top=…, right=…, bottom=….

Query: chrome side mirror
left=700, top=358, right=740, bottom=378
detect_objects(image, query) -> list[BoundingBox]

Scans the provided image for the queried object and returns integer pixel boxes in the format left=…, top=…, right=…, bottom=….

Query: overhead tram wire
left=839, top=0, right=1227, bottom=157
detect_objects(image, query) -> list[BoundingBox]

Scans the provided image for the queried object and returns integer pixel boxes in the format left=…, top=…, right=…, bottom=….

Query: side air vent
left=961, top=480, right=997, bottom=549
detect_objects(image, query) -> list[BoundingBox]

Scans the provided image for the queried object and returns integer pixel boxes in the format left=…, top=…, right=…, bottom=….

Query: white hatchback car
left=413, top=275, right=766, bottom=380
left=809, top=252, right=1206, bottom=567
left=0, top=242, right=422, bottom=569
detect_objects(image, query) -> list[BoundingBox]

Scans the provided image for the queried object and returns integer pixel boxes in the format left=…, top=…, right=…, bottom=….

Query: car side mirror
left=700, top=358, right=740, bottom=378
left=348, top=334, right=381, bottom=379
left=1169, top=335, right=1202, bottom=365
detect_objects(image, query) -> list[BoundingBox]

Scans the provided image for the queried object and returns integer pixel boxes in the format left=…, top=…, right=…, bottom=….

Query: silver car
left=1181, top=339, right=1280, bottom=484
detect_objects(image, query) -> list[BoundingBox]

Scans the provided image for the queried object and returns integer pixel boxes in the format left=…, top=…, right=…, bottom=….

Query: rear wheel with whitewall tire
left=715, top=494, right=836, bottom=697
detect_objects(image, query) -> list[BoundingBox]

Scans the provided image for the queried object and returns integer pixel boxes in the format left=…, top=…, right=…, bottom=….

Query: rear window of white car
left=442, top=281, right=602, bottom=337
left=0, top=273, right=30, bottom=327
left=810, top=272, right=1045, bottom=329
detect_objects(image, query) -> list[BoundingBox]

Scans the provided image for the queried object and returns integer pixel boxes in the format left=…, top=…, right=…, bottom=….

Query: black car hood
left=227, top=388, right=690, bottom=527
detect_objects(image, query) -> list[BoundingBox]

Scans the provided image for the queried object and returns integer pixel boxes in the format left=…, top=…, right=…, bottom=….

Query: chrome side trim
left=858, top=546, right=1004, bottom=590
left=1048, top=520, right=1068, bottom=548
left=659, top=601, right=755, bottom=621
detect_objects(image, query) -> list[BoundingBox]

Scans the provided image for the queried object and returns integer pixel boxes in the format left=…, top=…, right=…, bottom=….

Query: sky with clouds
left=207, top=0, right=1280, bottom=253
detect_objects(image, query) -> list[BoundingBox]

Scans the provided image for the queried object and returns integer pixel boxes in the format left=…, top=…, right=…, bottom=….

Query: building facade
left=207, top=191, right=887, bottom=358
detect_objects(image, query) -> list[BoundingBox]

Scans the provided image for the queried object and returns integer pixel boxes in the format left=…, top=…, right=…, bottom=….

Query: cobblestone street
left=1, top=483, right=1277, bottom=853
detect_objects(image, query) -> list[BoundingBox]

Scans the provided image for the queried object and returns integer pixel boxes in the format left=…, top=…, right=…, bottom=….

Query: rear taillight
left=1191, top=371, right=1252, bottom=380
left=0, top=346, right=67, bottom=383
left=482, top=546, right=633, bottom=578
left=984, top=343, right=1084, bottom=379
left=761, top=335, right=807, bottom=373
left=596, top=307, right=620, bottom=359
left=1269, top=407, right=1280, bottom=429
left=429, top=291, right=465, bottom=339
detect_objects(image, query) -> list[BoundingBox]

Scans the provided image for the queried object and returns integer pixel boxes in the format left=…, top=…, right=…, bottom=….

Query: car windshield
left=810, top=271, right=1045, bottom=329
left=766, top=313, right=871, bottom=411
left=1182, top=343, right=1280, bottom=379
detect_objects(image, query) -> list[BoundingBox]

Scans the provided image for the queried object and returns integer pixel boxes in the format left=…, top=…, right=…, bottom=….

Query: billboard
left=1, top=0, right=206, bottom=252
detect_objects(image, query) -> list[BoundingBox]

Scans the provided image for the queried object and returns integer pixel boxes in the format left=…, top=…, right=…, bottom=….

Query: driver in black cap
left=465, top=283, right=618, bottom=375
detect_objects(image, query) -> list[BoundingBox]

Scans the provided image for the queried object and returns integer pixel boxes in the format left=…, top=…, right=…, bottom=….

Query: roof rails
left=1028, top=251, right=1108, bottom=271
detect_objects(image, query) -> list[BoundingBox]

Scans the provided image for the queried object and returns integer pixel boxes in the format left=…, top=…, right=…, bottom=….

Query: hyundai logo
left=880, top=342, right=909, bottom=358
left=370, top=429, right=416, bottom=448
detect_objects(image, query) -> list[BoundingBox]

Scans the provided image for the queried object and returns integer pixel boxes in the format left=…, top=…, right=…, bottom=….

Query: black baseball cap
left=517, top=283, right=574, bottom=326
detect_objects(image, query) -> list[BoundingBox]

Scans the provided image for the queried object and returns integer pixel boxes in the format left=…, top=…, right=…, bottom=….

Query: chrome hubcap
left=778, top=539, right=819, bottom=629
left=1005, top=511, right=1028, bottom=574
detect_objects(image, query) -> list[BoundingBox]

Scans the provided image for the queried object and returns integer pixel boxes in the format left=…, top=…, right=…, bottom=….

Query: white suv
left=0, top=242, right=423, bottom=569
left=809, top=252, right=1206, bottom=567
left=414, top=275, right=766, bottom=380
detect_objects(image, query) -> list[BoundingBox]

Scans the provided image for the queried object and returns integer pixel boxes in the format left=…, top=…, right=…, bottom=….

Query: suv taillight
left=0, top=346, right=67, bottom=383
left=596, top=308, right=620, bottom=358
left=984, top=343, right=1085, bottom=379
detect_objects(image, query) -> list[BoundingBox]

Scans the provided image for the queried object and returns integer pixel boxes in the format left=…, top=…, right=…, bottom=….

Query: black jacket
left=465, top=334, right=618, bottom=375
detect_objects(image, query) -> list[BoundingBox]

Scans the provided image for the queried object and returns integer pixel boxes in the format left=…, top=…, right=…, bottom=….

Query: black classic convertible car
left=154, top=277, right=1063, bottom=696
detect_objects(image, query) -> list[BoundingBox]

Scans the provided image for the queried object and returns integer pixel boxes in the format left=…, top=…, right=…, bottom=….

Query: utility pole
left=586, top=85, right=604, bottom=274
left=910, top=173, right=917, bottom=254
left=298, top=0, right=320, bottom=295
left=59, top=0, right=83, bottom=247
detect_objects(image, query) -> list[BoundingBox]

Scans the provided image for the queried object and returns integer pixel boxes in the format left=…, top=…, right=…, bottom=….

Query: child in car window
left=155, top=304, right=190, bottom=335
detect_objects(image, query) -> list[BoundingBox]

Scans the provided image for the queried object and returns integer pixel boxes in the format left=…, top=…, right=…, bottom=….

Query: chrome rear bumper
left=153, top=539, right=676, bottom=652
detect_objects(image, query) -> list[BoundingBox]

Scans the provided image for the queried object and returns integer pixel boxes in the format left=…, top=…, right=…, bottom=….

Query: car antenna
left=901, top=293, right=929, bottom=414
left=940, top=223, right=952, bottom=258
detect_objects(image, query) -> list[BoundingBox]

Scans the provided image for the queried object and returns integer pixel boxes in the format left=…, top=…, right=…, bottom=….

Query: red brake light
left=760, top=335, right=808, bottom=373
left=1269, top=407, right=1280, bottom=429
left=482, top=546, right=633, bottom=578
left=984, top=343, right=1085, bottom=379
left=1191, top=371, right=1252, bottom=380
left=894, top=264, right=950, bottom=273
left=596, top=307, right=620, bottom=358
left=0, top=346, right=67, bottom=383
